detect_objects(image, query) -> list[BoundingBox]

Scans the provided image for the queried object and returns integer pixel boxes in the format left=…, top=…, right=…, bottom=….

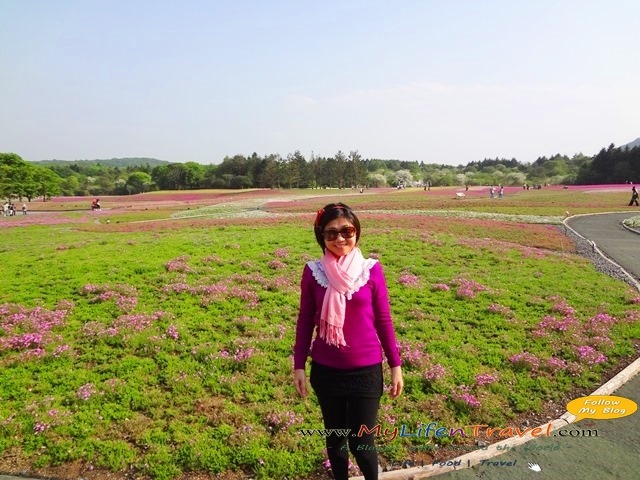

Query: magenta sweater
left=294, top=260, right=402, bottom=370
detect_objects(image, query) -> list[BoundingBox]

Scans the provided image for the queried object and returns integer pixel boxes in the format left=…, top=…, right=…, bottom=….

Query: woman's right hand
left=293, top=369, right=308, bottom=397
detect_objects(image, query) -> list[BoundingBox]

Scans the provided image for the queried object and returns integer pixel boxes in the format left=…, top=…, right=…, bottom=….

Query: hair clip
left=314, top=208, right=325, bottom=227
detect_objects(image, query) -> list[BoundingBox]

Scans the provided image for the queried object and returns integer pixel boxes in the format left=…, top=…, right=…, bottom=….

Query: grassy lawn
left=0, top=187, right=638, bottom=479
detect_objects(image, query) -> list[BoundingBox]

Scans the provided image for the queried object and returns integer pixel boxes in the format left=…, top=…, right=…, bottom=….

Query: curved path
left=567, top=212, right=640, bottom=285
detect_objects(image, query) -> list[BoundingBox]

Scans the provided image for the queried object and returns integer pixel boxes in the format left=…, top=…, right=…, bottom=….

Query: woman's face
left=323, top=218, right=357, bottom=257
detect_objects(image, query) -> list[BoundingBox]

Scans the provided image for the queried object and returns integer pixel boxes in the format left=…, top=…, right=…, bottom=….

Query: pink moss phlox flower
left=424, top=364, right=446, bottom=381
left=116, top=295, right=138, bottom=311
left=474, top=373, right=498, bottom=386
left=274, top=248, right=289, bottom=259
left=545, top=356, right=568, bottom=372
left=0, top=304, right=69, bottom=355
left=218, top=347, right=255, bottom=362
left=23, top=348, right=46, bottom=358
left=265, top=411, right=303, bottom=433
left=622, top=310, right=640, bottom=323
left=398, top=342, right=430, bottom=370
left=487, top=303, right=512, bottom=316
left=202, top=254, right=223, bottom=265
left=575, top=345, right=607, bottom=365
left=114, top=311, right=166, bottom=331
left=229, top=287, right=259, bottom=307
left=398, top=273, right=420, bottom=286
left=80, top=284, right=138, bottom=312
left=165, top=256, right=193, bottom=273
left=433, top=283, right=450, bottom=291
left=233, top=347, right=255, bottom=362
left=55, top=299, right=75, bottom=311
left=81, top=284, right=101, bottom=294
left=270, top=276, right=292, bottom=291
left=52, top=344, right=70, bottom=357
left=566, top=361, right=584, bottom=376
left=585, top=313, right=617, bottom=336
left=532, top=315, right=578, bottom=337
left=451, top=277, right=488, bottom=299
left=167, top=324, right=179, bottom=340
left=267, top=259, right=287, bottom=270
left=588, top=335, right=614, bottom=348
left=452, top=385, right=481, bottom=408
left=33, top=422, right=49, bottom=434
left=547, top=296, right=576, bottom=316
left=509, top=352, right=540, bottom=370
left=162, top=283, right=192, bottom=294
left=77, top=383, right=96, bottom=401
left=197, top=283, right=228, bottom=296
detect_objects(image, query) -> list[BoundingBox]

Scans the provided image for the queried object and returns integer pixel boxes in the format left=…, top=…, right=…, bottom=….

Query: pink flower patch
left=398, top=273, right=419, bottom=286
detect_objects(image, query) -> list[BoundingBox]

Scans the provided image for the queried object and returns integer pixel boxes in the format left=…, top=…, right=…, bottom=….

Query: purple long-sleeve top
left=294, top=260, right=402, bottom=370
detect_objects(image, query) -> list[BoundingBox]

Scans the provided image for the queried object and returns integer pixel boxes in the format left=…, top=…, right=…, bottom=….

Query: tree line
left=1, top=144, right=639, bottom=200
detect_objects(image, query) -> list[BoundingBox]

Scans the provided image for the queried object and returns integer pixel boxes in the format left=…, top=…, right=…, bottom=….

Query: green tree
left=59, top=175, right=79, bottom=195
left=0, top=153, right=36, bottom=200
left=334, top=151, right=347, bottom=188
left=126, top=172, right=153, bottom=194
left=347, top=151, right=367, bottom=188
left=183, top=162, right=205, bottom=189
left=32, top=167, right=62, bottom=201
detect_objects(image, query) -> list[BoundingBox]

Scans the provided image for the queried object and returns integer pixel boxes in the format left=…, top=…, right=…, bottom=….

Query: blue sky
left=1, top=0, right=638, bottom=165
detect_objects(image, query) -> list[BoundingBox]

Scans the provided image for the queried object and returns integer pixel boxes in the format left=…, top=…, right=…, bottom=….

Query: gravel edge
left=559, top=224, right=640, bottom=290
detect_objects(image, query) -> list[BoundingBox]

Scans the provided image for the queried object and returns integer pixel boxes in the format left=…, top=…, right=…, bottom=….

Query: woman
left=293, top=203, right=403, bottom=480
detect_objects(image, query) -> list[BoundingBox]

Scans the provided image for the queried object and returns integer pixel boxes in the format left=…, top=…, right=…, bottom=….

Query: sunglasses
left=322, top=226, right=356, bottom=241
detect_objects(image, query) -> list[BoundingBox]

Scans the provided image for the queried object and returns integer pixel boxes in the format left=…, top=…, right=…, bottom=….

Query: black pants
left=629, top=197, right=639, bottom=206
left=311, top=362, right=382, bottom=480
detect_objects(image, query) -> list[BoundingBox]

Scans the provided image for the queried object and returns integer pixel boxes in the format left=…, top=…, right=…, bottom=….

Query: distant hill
left=31, top=157, right=172, bottom=168
left=621, top=138, right=640, bottom=150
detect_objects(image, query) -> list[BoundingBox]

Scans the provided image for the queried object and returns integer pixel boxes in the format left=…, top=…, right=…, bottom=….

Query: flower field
left=0, top=187, right=639, bottom=479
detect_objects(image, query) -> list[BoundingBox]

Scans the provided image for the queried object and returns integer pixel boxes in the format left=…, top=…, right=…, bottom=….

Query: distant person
left=498, top=186, right=504, bottom=198
left=629, top=186, right=639, bottom=206
left=22, top=203, right=27, bottom=215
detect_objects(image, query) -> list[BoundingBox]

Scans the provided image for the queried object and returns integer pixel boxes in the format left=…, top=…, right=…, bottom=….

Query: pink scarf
left=319, top=247, right=366, bottom=347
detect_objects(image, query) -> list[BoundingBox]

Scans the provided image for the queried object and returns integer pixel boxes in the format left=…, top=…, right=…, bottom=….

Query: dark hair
left=313, top=203, right=361, bottom=251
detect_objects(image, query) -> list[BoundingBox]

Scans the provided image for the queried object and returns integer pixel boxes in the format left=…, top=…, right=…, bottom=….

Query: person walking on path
left=629, top=185, right=639, bottom=206
left=293, top=202, right=404, bottom=480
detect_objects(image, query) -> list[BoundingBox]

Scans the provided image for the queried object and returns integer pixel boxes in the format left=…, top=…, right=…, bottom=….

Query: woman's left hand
left=389, top=366, right=404, bottom=398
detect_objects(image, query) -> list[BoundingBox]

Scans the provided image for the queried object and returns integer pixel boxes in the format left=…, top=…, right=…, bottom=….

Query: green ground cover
left=0, top=189, right=639, bottom=479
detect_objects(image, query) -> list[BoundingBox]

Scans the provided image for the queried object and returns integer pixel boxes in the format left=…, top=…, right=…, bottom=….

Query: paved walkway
left=567, top=211, right=640, bottom=286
